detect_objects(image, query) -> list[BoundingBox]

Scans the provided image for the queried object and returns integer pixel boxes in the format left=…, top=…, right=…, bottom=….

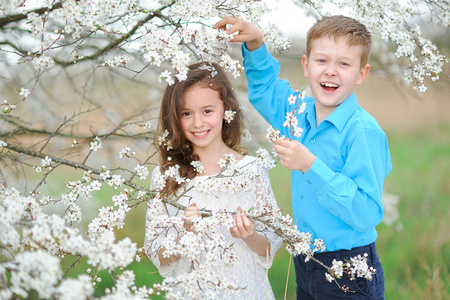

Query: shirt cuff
left=242, top=43, right=270, bottom=67
left=303, top=157, right=334, bottom=190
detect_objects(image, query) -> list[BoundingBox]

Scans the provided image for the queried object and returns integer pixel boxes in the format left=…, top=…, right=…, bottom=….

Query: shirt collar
left=324, top=92, right=359, bottom=132
left=305, top=97, right=316, bottom=131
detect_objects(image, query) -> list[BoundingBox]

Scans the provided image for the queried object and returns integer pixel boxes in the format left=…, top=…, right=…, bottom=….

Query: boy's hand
left=183, top=203, right=200, bottom=232
left=230, top=206, right=256, bottom=240
left=213, top=17, right=263, bottom=51
left=274, top=138, right=316, bottom=173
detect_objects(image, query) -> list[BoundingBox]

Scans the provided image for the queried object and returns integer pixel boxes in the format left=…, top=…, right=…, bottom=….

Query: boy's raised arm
left=213, top=17, right=264, bottom=51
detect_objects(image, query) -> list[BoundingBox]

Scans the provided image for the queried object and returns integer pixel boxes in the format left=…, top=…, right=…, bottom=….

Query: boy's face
left=301, top=35, right=370, bottom=118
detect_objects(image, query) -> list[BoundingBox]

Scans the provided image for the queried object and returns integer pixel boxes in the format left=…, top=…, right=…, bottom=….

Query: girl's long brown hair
left=154, top=62, right=245, bottom=197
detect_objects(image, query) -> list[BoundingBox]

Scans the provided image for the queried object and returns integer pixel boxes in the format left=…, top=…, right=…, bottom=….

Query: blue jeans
left=293, top=242, right=385, bottom=299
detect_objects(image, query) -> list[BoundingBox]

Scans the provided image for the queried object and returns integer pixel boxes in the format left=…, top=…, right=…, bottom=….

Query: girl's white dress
left=145, top=155, right=282, bottom=299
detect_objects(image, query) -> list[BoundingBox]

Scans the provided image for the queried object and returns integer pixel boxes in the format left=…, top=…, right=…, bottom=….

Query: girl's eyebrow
left=181, top=104, right=218, bottom=110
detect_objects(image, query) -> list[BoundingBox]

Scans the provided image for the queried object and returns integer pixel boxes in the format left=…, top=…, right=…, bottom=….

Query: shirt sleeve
left=250, top=164, right=283, bottom=268
left=303, top=127, right=392, bottom=232
left=242, top=43, right=297, bottom=136
left=144, top=167, right=191, bottom=277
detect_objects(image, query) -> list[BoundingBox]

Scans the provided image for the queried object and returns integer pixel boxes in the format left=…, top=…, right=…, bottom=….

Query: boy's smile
left=301, top=35, right=370, bottom=124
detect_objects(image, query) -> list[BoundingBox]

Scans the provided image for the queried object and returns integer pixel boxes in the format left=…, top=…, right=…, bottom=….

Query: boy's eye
left=318, top=59, right=326, bottom=63
left=340, top=62, right=349, bottom=66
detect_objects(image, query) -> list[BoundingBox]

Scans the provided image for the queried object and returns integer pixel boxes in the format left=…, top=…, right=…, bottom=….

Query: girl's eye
left=182, top=112, right=191, bottom=117
left=204, top=109, right=212, bottom=114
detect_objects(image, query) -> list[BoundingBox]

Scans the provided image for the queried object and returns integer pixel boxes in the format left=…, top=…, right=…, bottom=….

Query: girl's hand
left=230, top=206, right=255, bottom=240
left=183, top=203, right=200, bottom=231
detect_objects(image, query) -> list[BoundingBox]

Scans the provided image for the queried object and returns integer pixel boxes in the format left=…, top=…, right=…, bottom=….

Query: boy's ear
left=301, top=55, right=309, bottom=78
left=356, top=64, right=370, bottom=85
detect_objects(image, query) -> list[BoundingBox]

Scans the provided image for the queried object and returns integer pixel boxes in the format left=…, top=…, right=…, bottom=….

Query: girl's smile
left=180, top=84, right=226, bottom=155
left=192, top=130, right=210, bottom=137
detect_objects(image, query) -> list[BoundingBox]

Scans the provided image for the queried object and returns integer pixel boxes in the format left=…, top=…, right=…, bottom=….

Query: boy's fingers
left=273, top=138, right=290, bottom=147
left=212, top=16, right=238, bottom=30
left=274, top=144, right=289, bottom=157
left=213, top=17, right=248, bottom=41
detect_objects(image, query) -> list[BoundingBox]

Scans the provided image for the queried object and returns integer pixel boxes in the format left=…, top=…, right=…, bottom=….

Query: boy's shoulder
left=326, top=93, right=385, bottom=135
left=339, top=106, right=389, bottom=147
left=350, top=106, right=384, bottom=132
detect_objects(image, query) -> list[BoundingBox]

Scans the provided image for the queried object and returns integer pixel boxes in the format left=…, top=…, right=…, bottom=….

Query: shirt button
left=311, top=139, right=316, bottom=143
left=300, top=195, right=303, bottom=199
left=303, top=223, right=307, bottom=228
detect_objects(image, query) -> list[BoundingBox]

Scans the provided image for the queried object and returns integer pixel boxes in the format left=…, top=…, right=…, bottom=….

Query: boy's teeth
left=322, top=83, right=338, bottom=87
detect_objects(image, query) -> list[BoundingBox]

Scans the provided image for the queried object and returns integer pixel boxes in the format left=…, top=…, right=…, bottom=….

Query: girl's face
left=180, top=84, right=225, bottom=154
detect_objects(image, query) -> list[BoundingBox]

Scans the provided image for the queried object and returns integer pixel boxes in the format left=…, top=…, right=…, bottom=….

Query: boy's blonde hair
left=306, top=15, right=372, bottom=67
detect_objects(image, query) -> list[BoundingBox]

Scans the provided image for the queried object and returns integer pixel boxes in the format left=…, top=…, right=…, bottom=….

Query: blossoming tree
left=0, top=0, right=448, bottom=299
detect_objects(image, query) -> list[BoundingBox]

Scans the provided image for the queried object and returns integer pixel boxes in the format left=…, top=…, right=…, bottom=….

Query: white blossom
left=103, top=55, right=131, bottom=67
left=119, top=147, right=136, bottom=158
left=19, top=87, right=30, bottom=97
left=90, top=136, right=102, bottom=151
left=41, top=155, right=52, bottom=167
left=5, top=250, right=62, bottom=298
left=54, top=275, right=94, bottom=300
left=224, top=110, right=236, bottom=123
left=265, top=126, right=281, bottom=142
left=191, top=160, right=205, bottom=174
left=32, top=54, right=54, bottom=70
left=135, top=165, right=149, bottom=180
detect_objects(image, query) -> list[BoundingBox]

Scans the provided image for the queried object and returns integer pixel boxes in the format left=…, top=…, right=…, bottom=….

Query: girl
left=145, top=62, right=281, bottom=299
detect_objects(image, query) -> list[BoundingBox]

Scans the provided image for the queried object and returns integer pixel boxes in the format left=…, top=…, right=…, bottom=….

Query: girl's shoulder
left=151, top=165, right=162, bottom=178
left=236, top=154, right=257, bottom=168
left=239, top=154, right=256, bottom=163
left=236, top=155, right=268, bottom=174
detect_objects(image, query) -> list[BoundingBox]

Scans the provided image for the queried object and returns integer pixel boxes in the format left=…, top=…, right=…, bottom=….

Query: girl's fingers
left=183, top=203, right=200, bottom=223
left=237, top=207, right=254, bottom=237
left=235, top=209, right=243, bottom=226
left=229, top=226, right=239, bottom=238
left=241, top=211, right=252, bottom=228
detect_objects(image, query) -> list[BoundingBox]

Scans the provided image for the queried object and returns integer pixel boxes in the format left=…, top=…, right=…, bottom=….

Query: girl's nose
left=193, top=115, right=204, bottom=127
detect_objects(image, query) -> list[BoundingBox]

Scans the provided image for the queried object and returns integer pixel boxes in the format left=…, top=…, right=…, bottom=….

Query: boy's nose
left=325, top=65, right=337, bottom=76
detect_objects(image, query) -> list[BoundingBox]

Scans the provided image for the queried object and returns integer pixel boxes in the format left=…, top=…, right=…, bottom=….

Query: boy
left=213, top=16, right=392, bottom=299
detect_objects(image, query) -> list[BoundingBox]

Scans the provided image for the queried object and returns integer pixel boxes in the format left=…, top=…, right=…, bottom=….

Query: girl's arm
left=158, top=203, right=200, bottom=265
left=230, top=206, right=270, bottom=257
left=157, top=240, right=181, bottom=265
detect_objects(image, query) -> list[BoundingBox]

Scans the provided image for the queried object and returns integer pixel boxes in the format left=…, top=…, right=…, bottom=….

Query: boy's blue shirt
left=242, top=43, right=392, bottom=251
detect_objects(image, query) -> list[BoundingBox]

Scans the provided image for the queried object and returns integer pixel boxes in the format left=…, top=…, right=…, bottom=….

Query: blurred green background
left=58, top=125, right=450, bottom=299
left=17, top=34, right=450, bottom=300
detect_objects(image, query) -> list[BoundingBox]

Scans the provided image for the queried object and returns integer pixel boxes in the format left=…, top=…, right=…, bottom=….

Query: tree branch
left=0, top=2, right=63, bottom=28
left=53, top=8, right=169, bottom=67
